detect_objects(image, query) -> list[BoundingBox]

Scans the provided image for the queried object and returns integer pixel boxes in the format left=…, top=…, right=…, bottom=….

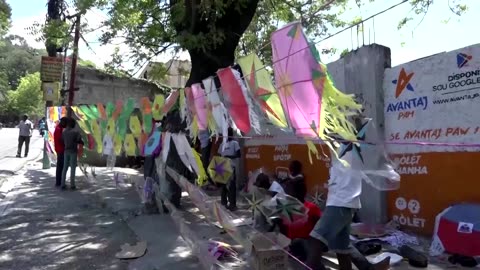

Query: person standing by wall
left=218, top=127, right=241, bottom=211
left=16, top=114, right=34, bottom=158
left=61, top=118, right=84, bottom=190
left=54, top=117, right=68, bottom=187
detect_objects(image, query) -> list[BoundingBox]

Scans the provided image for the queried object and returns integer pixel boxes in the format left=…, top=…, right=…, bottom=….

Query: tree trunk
left=163, top=0, right=259, bottom=133
left=182, top=0, right=260, bottom=87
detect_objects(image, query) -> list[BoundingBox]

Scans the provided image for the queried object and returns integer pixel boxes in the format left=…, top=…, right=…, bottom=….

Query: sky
left=7, top=0, right=480, bottom=76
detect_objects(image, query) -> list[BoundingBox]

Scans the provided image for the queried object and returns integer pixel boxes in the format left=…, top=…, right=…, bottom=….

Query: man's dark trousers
left=55, top=153, right=64, bottom=186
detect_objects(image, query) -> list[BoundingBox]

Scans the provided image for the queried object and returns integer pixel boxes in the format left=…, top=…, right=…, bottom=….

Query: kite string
left=209, top=135, right=480, bottom=148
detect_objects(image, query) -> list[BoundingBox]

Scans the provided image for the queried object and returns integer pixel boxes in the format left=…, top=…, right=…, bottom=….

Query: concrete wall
left=328, top=45, right=392, bottom=224
left=75, top=67, right=165, bottom=106
left=74, top=67, right=166, bottom=166
left=139, top=60, right=191, bottom=89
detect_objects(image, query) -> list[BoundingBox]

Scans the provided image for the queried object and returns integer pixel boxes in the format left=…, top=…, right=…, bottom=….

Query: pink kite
left=191, top=83, right=208, bottom=130
left=271, top=22, right=324, bottom=137
left=217, top=68, right=251, bottom=134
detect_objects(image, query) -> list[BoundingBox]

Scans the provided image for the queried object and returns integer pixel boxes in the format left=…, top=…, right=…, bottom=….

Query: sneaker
left=227, top=205, right=237, bottom=212
left=16, top=154, right=21, bottom=158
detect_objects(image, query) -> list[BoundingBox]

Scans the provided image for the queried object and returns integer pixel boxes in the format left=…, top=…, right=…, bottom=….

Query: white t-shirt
left=218, top=140, right=240, bottom=167
left=326, top=152, right=363, bottom=209
left=18, top=120, right=33, bottom=137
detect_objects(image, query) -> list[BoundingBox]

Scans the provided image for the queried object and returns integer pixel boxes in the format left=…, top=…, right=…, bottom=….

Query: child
left=61, top=118, right=84, bottom=190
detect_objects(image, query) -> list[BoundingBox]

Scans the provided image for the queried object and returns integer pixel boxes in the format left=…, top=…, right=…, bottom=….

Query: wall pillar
left=327, top=44, right=392, bottom=223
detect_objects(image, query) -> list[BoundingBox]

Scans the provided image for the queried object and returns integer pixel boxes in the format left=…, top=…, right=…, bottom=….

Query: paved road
left=0, top=128, right=44, bottom=171
left=0, top=128, right=42, bottom=159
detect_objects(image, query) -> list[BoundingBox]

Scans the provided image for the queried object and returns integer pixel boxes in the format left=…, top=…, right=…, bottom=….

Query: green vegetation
left=0, top=73, right=43, bottom=117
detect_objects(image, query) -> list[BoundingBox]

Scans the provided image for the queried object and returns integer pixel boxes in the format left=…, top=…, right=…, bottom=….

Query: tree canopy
left=0, top=73, right=43, bottom=117
left=0, top=35, right=46, bottom=90
left=0, top=0, right=11, bottom=37
left=50, top=0, right=468, bottom=87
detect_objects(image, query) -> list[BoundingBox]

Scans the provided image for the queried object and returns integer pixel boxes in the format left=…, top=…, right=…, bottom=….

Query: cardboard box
left=251, top=233, right=290, bottom=270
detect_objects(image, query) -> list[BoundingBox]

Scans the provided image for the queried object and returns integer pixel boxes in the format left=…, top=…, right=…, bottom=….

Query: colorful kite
left=208, top=156, right=233, bottom=184
left=238, top=54, right=288, bottom=128
left=114, top=134, right=123, bottom=155
left=124, top=134, right=137, bottom=156
left=269, top=194, right=308, bottom=224
left=112, top=100, right=123, bottom=120
left=191, top=83, right=208, bottom=131
left=129, top=115, right=142, bottom=138
left=140, top=97, right=152, bottom=115
left=152, top=95, right=165, bottom=121
left=143, top=114, right=153, bottom=134
left=138, top=132, right=149, bottom=156
left=217, top=68, right=251, bottom=134
left=144, top=131, right=161, bottom=156
left=72, top=106, right=86, bottom=120
left=203, top=77, right=228, bottom=141
left=119, top=98, right=135, bottom=121
left=90, top=120, right=103, bottom=153
left=105, top=102, right=115, bottom=118
left=106, top=118, right=116, bottom=136
left=192, top=149, right=208, bottom=186
left=97, top=103, right=107, bottom=119
left=271, top=22, right=361, bottom=148
left=77, top=120, right=91, bottom=134
left=79, top=105, right=97, bottom=120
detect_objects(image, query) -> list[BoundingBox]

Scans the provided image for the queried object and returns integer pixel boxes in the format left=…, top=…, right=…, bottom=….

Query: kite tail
left=192, top=149, right=208, bottom=186
left=206, top=109, right=218, bottom=138
left=317, top=64, right=362, bottom=166
left=179, top=88, right=187, bottom=122
left=305, top=140, right=320, bottom=164
left=190, top=115, right=200, bottom=142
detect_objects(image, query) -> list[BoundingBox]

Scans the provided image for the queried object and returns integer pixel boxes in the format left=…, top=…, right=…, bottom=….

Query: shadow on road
left=0, top=168, right=137, bottom=270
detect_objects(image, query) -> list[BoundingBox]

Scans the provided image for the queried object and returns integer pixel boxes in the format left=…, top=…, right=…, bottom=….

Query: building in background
left=140, top=59, right=191, bottom=89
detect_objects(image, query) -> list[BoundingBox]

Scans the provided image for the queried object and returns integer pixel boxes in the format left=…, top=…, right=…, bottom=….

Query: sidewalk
left=82, top=167, right=200, bottom=270
left=0, top=161, right=137, bottom=270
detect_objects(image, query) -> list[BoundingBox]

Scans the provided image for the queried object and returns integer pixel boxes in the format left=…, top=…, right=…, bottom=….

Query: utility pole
left=42, top=0, right=63, bottom=169
left=67, top=14, right=81, bottom=117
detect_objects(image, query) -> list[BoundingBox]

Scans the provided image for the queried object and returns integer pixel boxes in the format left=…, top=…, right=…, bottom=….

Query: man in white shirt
left=218, top=127, right=241, bottom=211
left=17, top=114, right=34, bottom=158
left=306, top=118, right=390, bottom=270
